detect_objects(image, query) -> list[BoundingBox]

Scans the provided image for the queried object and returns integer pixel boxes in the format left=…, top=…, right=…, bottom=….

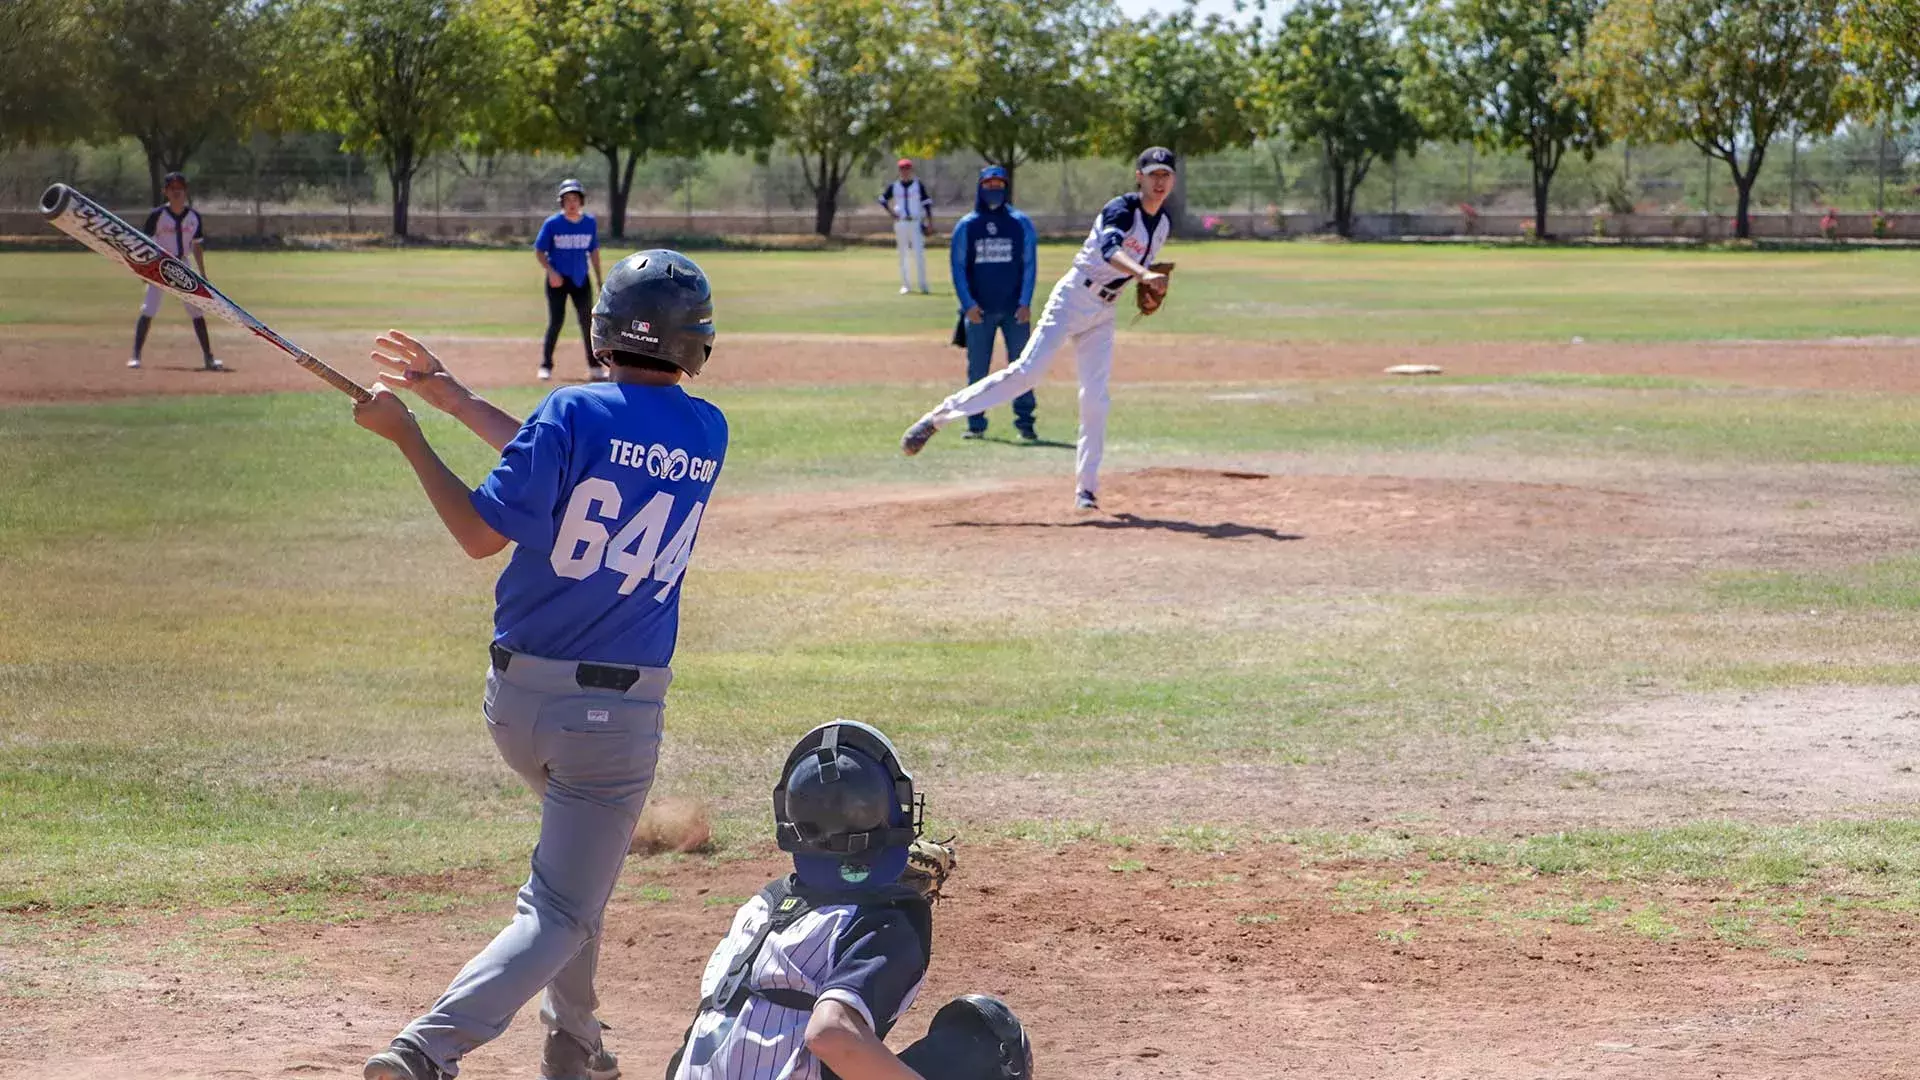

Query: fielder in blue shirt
left=533, top=178, right=604, bottom=382
left=352, top=250, right=727, bottom=1080
left=949, top=165, right=1039, bottom=441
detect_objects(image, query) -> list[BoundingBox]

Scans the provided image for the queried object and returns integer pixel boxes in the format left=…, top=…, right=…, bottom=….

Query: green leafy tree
left=1840, top=0, right=1920, bottom=122
left=1257, top=0, right=1423, bottom=238
left=933, top=0, right=1116, bottom=202
left=79, top=0, right=277, bottom=202
left=784, top=0, right=939, bottom=236
left=1096, top=1, right=1252, bottom=229
left=1406, top=0, right=1608, bottom=237
left=300, top=0, right=500, bottom=237
left=1, top=0, right=92, bottom=150
left=498, top=0, right=785, bottom=238
left=1578, top=0, right=1845, bottom=240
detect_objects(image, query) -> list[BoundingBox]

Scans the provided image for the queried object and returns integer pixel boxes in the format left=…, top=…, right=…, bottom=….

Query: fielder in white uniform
left=900, top=147, right=1177, bottom=510
left=877, top=158, right=934, bottom=295
left=129, top=171, right=221, bottom=371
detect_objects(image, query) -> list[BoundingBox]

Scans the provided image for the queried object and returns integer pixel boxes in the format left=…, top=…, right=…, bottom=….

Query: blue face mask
left=981, top=188, right=1007, bottom=210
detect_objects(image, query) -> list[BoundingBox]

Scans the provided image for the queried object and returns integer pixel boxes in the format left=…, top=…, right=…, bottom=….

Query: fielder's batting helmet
left=774, top=720, right=923, bottom=857
left=898, top=995, right=1035, bottom=1080
left=556, top=178, right=585, bottom=202
left=590, top=250, right=715, bottom=375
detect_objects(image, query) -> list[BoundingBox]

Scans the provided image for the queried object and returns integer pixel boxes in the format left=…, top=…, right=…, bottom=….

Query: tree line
left=2, top=0, right=1914, bottom=240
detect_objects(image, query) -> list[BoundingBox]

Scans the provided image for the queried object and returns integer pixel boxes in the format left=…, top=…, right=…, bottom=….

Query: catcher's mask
left=774, top=720, right=924, bottom=859
left=590, top=250, right=715, bottom=375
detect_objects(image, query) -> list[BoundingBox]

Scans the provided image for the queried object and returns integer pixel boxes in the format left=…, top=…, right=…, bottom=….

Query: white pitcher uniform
left=918, top=192, right=1171, bottom=496
left=878, top=178, right=932, bottom=292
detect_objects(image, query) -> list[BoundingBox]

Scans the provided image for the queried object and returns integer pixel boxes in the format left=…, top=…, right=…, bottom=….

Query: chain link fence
left=3, top=126, right=1914, bottom=239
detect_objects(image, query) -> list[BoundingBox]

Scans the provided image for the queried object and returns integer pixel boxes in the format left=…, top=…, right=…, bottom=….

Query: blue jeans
left=963, top=309, right=1035, bottom=434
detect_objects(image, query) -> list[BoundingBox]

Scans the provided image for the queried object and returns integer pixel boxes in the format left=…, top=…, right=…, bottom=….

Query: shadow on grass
left=961, top=433, right=1076, bottom=449
left=943, top=513, right=1303, bottom=542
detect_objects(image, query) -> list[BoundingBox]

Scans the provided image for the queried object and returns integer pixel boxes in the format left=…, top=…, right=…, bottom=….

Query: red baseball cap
left=896, top=158, right=913, bottom=169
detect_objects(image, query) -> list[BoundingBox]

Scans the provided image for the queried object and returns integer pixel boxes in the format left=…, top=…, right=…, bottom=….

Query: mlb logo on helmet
left=631, top=319, right=651, bottom=332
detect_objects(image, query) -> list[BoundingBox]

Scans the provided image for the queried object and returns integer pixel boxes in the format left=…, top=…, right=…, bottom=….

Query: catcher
left=902, top=146, right=1179, bottom=511
left=667, top=720, right=1033, bottom=1080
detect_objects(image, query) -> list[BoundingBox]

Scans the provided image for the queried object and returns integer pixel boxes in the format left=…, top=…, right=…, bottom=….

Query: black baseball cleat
left=1016, top=426, right=1038, bottom=443
left=962, top=430, right=985, bottom=440
left=542, top=1025, right=620, bottom=1080
left=901, top=419, right=939, bottom=456
left=1074, top=489, right=1099, bottom=511
left=202, top=356, right=224, bottom=372
left=363, top=1039, right=448, bottom=1080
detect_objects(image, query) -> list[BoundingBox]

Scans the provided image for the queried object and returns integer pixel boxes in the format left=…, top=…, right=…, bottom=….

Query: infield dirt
left=9, top=331, right=1920, bottom=400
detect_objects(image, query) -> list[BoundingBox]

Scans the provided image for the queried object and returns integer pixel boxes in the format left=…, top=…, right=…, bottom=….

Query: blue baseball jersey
left=674, top=884, right=928, bottom=1080
left=470, top=383, right=727, bottom=668
left=535, top=212, right=599, bottom=286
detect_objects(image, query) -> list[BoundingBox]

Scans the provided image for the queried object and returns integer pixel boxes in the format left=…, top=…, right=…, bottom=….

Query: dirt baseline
left=7, top=331, right=1920, bottom=403
left=11, top=843, right=1915, bottom=1080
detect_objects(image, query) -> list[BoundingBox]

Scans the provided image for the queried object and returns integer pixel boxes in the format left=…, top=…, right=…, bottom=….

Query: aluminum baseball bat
left=40, top=183, right=372, bottom=402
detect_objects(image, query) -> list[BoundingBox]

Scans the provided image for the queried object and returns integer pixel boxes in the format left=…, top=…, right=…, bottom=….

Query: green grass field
left=6, top=241, right=1920, bottom=342
left=6, top=241, right=1920, bottom=931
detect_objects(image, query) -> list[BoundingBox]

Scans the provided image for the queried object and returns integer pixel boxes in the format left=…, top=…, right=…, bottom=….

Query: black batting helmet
left=161, top=171, right=188, bottom=189
left=556, top=178, right=585, bottom=202
left=590, top=250, right=715, bottom=375
left=774, top=721, right=923, bottom=857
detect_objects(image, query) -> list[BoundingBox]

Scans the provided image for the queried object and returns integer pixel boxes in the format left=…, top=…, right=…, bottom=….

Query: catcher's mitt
left=903, top=836, right=957, bottom=901
left=1135, top=261, right=1175, bottom=317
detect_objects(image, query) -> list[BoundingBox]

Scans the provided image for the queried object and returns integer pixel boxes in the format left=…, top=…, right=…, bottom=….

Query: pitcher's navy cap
left=1136, top=147, right=1176, bottom=174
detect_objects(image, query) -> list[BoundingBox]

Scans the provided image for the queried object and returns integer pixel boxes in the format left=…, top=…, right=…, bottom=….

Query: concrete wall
left=4, top=206, right=1914, bottom=244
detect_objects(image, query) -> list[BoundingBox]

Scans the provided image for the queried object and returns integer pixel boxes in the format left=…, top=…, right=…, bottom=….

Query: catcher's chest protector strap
left=700, top=877, right=934, bottom=1016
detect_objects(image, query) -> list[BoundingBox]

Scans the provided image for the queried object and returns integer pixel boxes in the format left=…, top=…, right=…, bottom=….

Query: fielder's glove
left=903, top=836, right=957, bottom=901
left=1135, top=261, right=1175, bottom=317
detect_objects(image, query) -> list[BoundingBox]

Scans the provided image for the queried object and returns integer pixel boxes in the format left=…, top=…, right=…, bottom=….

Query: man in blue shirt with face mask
left=949, top=165, right=1039, bottom=442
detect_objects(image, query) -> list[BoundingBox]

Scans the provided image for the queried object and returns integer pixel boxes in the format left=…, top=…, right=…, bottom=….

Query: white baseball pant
left=920, top=273, right=1117, bottom=495
left=140, top=283, right=203, bottom=320
left=893, top=219, right=928, bottom=292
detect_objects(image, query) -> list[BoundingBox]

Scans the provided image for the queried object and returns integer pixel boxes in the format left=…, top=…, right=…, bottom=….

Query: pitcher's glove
left=903, top=836, right=957, bottom=901
left=1136, top=261, right=1175, bottom=316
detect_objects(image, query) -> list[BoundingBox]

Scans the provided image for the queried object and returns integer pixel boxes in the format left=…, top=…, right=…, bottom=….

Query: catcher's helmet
left=774, top=721, right=923, bottom=857
left=898, top=995, right=1034, bottom=1080
left=556, top=177, right=585, bottom=202
left=590, top=250, right=715, bottom=375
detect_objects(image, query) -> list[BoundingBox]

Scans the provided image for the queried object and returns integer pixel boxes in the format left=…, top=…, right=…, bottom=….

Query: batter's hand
left=1015, top=305, right=1031, bottom=324
left=352, top=384, right=421, bottom=445
left=965, top=305, right=985, bottom=324
left=371, top=330, right=471, bottom=415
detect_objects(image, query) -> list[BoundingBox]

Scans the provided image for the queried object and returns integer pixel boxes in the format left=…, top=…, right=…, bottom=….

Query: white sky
left=1116, top=0, right=1252, bottom=21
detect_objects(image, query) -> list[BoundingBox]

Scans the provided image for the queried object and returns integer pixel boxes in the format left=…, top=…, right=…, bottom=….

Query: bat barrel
left=39, top=183, right=74, bottom=219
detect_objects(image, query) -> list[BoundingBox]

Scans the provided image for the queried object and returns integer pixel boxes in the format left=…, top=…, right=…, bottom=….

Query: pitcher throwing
left=900, top=147, right=1178, bottom=510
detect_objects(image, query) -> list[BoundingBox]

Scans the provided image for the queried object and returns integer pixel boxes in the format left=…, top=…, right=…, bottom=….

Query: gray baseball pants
left=401, top=650, right=669, bottom=1076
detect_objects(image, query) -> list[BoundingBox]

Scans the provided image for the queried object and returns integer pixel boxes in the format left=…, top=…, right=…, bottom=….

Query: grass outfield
left=5, top=243, right=1920, bottom=929
left=8, top=378, right=1920, bottom=914
left=4, top=241, right=1920, bottom=342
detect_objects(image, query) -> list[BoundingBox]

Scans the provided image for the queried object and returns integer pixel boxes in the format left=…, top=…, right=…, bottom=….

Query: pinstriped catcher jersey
left=673, top=882, right=928, bottom=1080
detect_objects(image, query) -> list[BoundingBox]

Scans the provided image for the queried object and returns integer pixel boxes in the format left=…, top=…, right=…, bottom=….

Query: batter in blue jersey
left=352, top=250, right=728, bottom=1080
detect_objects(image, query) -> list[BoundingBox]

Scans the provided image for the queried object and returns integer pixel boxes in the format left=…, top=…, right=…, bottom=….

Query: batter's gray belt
left=1080, top=276, right=1126, bottom=303
left=490, top=642, right=663, bottom=695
